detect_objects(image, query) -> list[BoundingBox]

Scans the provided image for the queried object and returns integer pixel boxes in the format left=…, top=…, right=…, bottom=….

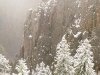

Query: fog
left=0, top=0, right=41, bottom=61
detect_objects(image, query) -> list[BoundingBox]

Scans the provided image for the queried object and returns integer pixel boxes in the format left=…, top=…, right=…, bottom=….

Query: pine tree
left=15, top=58, right=29, bottom=75
left=54, top=35, right=74, bottom=75
left=34, top=62, right=52, bottom=75
left=74, top=39, right=96, bottom=75
left=0, top=54, right=11, bottom=74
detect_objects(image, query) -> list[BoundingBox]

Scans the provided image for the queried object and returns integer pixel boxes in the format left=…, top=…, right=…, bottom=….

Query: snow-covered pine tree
left=74, top=39, right=96, bottom=75
left=33, top=61, right=52, bottom=75
left=15, top=58, right=29, bottom=75
left=54, top=35, right=74, bottom=75
left=0, top=54, right=11, bottom=74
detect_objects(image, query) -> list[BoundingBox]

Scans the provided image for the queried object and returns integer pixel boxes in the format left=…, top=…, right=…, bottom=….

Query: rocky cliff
left=21, top=0, right=100, bottom=70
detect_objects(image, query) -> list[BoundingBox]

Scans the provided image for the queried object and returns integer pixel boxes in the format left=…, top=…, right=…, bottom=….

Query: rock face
left=21, top=0, right=100, bottom=70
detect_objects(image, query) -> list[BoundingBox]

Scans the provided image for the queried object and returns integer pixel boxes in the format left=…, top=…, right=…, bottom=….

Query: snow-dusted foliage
left=33, top=62, right=52, bottom=75
left=72, top=17, right=81, bottom=28
left=0, top=54, right=11, bottom=74
left=39, top=0, right=57, bottom=11
left=54, top=35, right=74, bottom=75
left=76, top=0, right=81, bottom=8
left=74, top=39, right=96, bottom=75
left=34, top=0, right=57, bottom=18
left=15, top=59, right=29, bottom=75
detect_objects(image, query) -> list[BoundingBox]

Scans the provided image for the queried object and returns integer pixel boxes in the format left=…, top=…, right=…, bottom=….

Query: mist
left=0, top=0, right=41, bottom=61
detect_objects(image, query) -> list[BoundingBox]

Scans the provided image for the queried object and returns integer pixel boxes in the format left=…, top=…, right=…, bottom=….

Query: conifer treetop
left=15, top=58, right=29, bottom=75
left=74, top=39, right=96, bottom=75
